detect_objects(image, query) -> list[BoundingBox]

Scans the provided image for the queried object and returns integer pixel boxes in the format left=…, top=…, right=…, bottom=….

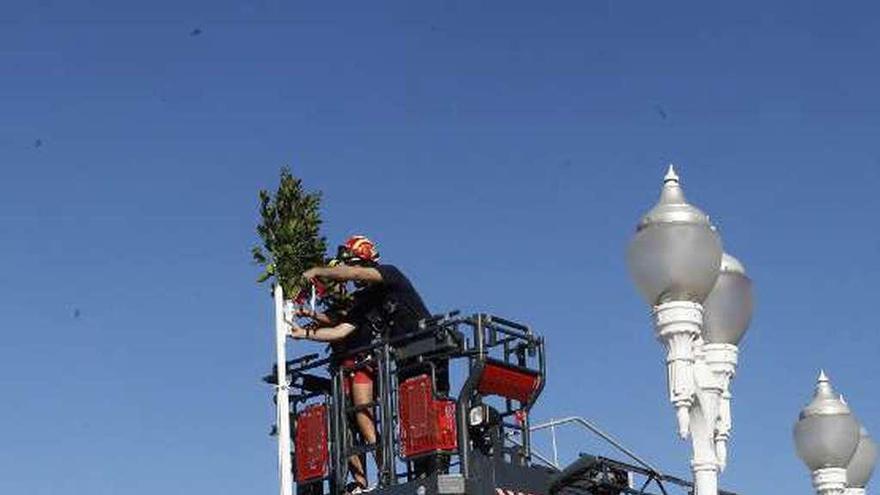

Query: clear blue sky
left=2, top=1, right=879, bottom=493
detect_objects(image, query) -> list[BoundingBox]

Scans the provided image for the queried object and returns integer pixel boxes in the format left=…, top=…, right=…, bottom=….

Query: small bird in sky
left=34, top=139, right=43, bottom=148
left=654, top=104, right=668, bottom=120
left=73, top=308, right=81, bottom=318
left=190, top=28, right=202, bottom=36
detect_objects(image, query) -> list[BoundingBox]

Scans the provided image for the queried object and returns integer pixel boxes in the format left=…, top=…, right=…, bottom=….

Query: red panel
left=294, top=403, right=329, bottom=483
left=477, top=361, right=541, bottom=404
left=398, top=374, right=457, bottom=459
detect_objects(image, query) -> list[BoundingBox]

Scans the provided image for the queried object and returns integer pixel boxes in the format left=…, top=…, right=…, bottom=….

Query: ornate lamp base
left=653, top=300, right=703, bottom=439
left=812, top=467, right=848, bottom=495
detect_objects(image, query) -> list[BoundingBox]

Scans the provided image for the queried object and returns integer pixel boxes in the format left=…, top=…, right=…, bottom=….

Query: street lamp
left=846, top=426, right=877, bottom=495
left=702, top=253, right=754, bottom=471
left=627, top=165, right=728, bottom=495
left=794, top=371, right=861, bottom=495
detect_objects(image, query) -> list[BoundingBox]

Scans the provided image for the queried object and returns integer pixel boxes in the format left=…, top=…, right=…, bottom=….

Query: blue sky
left=2, top=1, right=879, bottom=493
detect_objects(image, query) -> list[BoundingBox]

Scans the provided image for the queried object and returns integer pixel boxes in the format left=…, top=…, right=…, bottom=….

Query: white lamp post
left=846, top=426, right=877, bottom=494
left=627, top=165, right=730, bottom=495
left=273, top=284, right=294, bottom=495
left=794, top=371, right=861, bottom=495
left=702, top=253, right=754, bottom=472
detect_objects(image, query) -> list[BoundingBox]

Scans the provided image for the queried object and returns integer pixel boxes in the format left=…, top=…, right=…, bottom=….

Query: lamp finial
left=664, top=164, right=679, bottom=184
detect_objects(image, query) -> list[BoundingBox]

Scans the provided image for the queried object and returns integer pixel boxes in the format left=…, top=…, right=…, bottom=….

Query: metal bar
left=550, top=422, right=559, bottom=468
left=456, top=314, right=485, bottom=479
left=655, top=478, right=670, bottom=495
left=284, top=355, right=333, bottom=374
left=484, top=322, right=531, bottom=339
left=418, top=310, right=461, bottom=328
left=528, top=417, right=662, bottom=475
left=378, top=344, right=396, bottom=486
left=504, top=434, right=558, bottom=470
left=330, top=320, right=468, bottom=362
left=502, top=338, right=514, bottom=416
left=486, top=314, right=532, bottom=333
left=475, top=313, right=485, bottom=358
left=494, top=335, right=519, bottom=348
left=327, top=372, right=339, bottom=494
left=596, top=457, right=738, bottom=495
left=333, top=368, right=347, bottom=493
left=638, top=476, right=651, bottom=493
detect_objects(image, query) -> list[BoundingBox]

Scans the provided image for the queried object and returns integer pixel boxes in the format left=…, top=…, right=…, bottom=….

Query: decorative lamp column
left=702, top=253, right=754, bottom=471
left=846, top=427, right=877, bottom=495
left=794, top=371, right=861, bottom=495
left=627, top=165, right=724, bottom=494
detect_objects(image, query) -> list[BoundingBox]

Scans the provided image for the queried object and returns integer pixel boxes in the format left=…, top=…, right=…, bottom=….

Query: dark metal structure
left=264, top=312, right=740, bottom=495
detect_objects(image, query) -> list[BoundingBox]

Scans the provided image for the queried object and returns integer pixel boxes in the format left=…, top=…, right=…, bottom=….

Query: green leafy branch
left=252, top=167, right=327, bottom=298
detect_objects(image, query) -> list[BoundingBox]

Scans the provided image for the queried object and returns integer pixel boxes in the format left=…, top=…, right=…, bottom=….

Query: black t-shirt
left=375, top=264, right=430, bottom=338
left=337, top=288, right=382, bottom=352
left=344, top=264, right=448, bottom=392
left=346, top=264, right=430, bottom=341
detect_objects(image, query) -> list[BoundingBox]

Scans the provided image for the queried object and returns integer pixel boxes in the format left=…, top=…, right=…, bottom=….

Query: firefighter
left=290, top=282, right=377, bottom=491
left=300, top=235, right=444, bottom=389
left=291, top=232, right=435, bottom=491
left=299, top=235, right=450, bottom=479
left=293, top=261, right=374, bottom=493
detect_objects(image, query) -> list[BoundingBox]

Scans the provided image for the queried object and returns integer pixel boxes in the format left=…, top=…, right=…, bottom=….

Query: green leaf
left=251, top=246, right=267, bottom=265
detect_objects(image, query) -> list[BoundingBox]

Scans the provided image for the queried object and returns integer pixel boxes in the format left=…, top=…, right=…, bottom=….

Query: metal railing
left=528, top=416, right=661, bottom=474
left=510, top=416, right=740, bottom=495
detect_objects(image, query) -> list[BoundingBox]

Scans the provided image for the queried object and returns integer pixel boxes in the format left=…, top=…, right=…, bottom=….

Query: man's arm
left=289, top=321, right=357, bottom=343
left=295, top=308, right=336, bottom=326
left=303, top=265, right=383, bottom=284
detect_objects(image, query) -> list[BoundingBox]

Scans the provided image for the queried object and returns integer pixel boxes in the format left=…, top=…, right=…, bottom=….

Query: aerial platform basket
left=266, top=311, right=741, bottom=495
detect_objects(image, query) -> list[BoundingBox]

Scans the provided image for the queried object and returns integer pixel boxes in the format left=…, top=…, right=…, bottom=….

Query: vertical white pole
left=274, top=284, right=294, bottom=495
left=550, top=422, right=559, bottom=468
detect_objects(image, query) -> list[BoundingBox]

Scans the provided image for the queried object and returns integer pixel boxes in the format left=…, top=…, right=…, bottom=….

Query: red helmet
left=338, top=235, right=380, bottom=265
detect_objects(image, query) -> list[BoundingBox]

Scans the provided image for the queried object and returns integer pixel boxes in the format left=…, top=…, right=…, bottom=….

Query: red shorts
left=341, top=356, right=376, bottom=396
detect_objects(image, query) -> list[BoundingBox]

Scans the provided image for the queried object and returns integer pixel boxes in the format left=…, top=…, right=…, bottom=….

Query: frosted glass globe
left=794, top=372, right=860, bottom=471
left=847, top=427, right=877, bottom=488
left=627, top=223, right=722, bottom=305
left=703, top=253, right=754, bottom=345
left=627, top=165, right=722, bottom=306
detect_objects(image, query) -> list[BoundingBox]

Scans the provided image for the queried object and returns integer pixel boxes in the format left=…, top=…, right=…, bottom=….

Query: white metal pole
left=274, top=284, right=294, bottom=495
left=309, top=284, right=316, bottom=314
left=690, top=388, right=720, bottom=495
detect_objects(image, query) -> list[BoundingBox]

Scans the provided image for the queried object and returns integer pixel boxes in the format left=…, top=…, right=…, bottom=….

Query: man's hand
left=288, top=323, right=310, bottom=340
left=295, top=307, right=316, bottom=319
left=302, top=267, right=324, bottom=282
